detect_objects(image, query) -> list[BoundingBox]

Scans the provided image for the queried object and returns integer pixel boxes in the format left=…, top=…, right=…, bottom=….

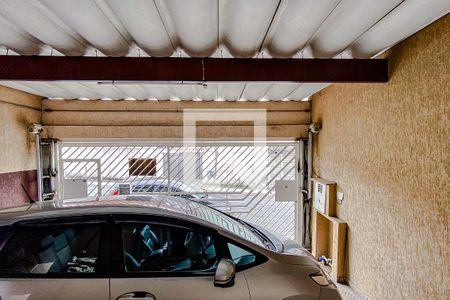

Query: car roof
left=0, top=195, right=217, bottom=227
left=125, top=178, right=185, bottom=187
left=0, top=195, right=269, bottom=250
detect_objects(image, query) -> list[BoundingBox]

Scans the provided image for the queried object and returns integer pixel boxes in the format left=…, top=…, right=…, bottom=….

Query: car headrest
left=64, top=229, right=75, bottom=241
left=40, top=235, right=54, bottom=249
left=141, top=226, right=158, bottom=242
left=54, top=234, right=68, bottom=252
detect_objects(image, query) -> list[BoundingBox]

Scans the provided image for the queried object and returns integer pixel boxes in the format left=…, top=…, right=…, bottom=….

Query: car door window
left=132, top=184, right=154, bottom=193
left=227, top=243, right=256, bottom=267
left=121, top=223, right=217, bottom=274
left=0, top=223, right=102, bottom=275
left=171, top=187, right=193, bottom=199
left=155, top=185, right=168, bottom=192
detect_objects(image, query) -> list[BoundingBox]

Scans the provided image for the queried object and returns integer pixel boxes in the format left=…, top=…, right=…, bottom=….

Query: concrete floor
left=336, top=282, right=369, bottom=300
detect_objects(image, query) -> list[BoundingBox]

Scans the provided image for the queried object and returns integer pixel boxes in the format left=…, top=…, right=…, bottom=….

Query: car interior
left=0, top=221, right=255, bottom=276
left=122, top=224, right=217, bottom=273
left=0, top=225, right=101, bottom=274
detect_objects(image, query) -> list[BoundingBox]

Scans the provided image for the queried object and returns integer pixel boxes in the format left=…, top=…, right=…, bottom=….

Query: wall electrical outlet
left=336, top=191, right=344, bottom=204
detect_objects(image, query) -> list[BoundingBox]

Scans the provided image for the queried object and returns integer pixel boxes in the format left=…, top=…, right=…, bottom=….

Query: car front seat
left=39, top=235, right=62, bottom=273
left=133, top=225, right=163, bottom=260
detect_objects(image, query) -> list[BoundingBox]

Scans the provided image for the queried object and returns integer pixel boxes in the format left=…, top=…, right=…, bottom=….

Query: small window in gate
left=129, top=158, right=156, bottom=176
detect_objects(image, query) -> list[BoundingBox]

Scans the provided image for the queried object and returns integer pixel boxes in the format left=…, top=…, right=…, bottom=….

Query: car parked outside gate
left=110, top=178, right=231, bottom=211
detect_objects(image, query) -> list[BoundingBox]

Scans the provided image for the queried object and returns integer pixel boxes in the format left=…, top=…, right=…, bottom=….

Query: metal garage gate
left=58, top=141, right=300, bottom=240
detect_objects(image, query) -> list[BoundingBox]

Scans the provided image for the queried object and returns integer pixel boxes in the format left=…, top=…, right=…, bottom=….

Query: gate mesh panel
left=60, top=142, right=297, bottom=239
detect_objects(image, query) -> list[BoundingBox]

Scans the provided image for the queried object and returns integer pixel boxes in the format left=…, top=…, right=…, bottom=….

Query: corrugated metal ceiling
left=0, top=0, right=448, bottom=100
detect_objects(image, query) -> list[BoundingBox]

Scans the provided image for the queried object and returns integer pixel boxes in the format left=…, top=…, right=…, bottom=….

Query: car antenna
left=21, top=183, right=36, bottom=203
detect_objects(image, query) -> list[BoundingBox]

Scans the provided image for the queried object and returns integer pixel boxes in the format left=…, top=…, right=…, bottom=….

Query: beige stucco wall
left=311, top=15, right=449, bottom=299
left=0, top=85, right=42, bottom=173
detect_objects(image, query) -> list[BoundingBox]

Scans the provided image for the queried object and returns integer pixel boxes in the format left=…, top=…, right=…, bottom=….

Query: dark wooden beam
left=0, top=56, right=388, bottom=82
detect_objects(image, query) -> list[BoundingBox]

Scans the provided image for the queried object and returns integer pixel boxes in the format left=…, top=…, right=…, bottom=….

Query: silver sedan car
left=0, top=195, right=341, bottom=300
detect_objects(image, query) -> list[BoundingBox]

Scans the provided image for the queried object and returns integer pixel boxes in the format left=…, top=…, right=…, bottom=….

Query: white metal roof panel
left=0, top=0, right=448, bottom=100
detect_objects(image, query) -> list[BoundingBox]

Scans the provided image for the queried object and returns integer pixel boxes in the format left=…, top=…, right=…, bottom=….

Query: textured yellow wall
left=0, top=86, right=42, bottom=173
left=311, top=15, right=449, bottom=300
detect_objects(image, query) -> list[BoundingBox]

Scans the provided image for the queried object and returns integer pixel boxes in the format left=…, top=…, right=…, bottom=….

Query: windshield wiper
left=236, top=219, right=275, bottom=250
left=197, top=202, right=275, bottom=250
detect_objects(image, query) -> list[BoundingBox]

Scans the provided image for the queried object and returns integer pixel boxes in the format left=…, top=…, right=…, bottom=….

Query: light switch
left=337, top=191, right=344, bottom=203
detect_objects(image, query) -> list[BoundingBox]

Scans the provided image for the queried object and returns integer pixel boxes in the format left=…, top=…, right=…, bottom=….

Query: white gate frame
left=295, top=140, right=305, bottom=245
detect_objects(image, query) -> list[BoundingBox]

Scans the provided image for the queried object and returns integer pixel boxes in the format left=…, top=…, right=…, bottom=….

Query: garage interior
left=0, top=1, right=448, bottom=299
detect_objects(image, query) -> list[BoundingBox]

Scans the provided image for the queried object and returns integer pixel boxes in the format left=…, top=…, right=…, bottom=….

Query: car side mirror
left=214, top=258, right=236, bottom=288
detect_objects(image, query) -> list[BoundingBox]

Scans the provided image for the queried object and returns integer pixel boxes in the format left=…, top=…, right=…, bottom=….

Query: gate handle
left=116, top=292, right=156, bottom=300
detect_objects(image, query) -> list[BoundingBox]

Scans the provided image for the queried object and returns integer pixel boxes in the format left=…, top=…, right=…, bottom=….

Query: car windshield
left=129, top=180, right=208, bottom=198
left=183, top=200, right=271, bottom=248
left=174, top=183, right=208, bottom=198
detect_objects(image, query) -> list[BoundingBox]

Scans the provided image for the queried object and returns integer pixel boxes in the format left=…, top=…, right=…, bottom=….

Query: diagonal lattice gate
left=59, top=141, right=300, bottom=240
